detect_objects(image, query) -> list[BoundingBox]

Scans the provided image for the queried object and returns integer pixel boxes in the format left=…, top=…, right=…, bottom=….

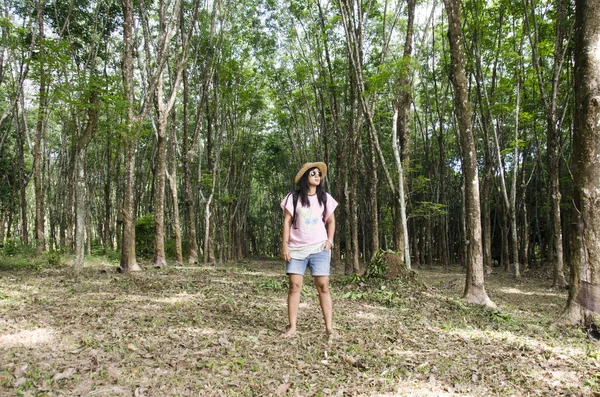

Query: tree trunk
left=153, top=86, right=168, bottom=268
left=167, top=110, right=183, bottom=265
left=444, top=0, right=495, bottom=308
left=562, top=0, right=600, bottom=324
left=33, top=0, right=47, bottom=254
left=393, top=0, right=414, bottom=267
left=120, top=0, right=141, bottom=272
left=182, top=67, right=199, bottom=265
left=520, top=152, right=530, bottom=269
left=74, top=152, right=86, bottom=273
left=104, top=133, right=113, bottom=251
left=74, top=91, right=99, bottom=274
left=17, top=111, right=28, bottom=246
left=392, top=100, right=411, bottom=269
left=367, top=134, right=379, bottom=258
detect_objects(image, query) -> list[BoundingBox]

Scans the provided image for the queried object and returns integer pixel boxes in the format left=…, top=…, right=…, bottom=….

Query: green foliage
left=256, top=277, right=287, bottom=293
left=411, top=201, right=449, bottom=219
left=135, top=214, right=155, bottom=259
left=364, top=250, right=390, bottom=280
left=2, top=239, right=36, bottom=257
left=44, top=250, right=63, bottom=267
left=0, top=255, right=45, bottom=271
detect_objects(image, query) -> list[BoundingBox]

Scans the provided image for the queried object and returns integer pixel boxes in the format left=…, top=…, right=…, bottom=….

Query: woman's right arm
left=281, top=211, right=292, bottom=262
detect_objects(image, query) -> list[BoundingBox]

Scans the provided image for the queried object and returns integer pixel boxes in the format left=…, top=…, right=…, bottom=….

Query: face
left=308, top=168, right=322, bottom=186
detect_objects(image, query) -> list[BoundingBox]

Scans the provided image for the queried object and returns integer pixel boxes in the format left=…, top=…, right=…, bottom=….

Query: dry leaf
left=107, top=366, right=119, bottom=381
left=127, top=343, right=138, bottom=352
left=344, top=356, right=367, bottom=370
left=275, top=382, right=290, bottom=395
left=70, top=345, right=87, bottom=354
left=52, top=367, right=76, bottom=381
left=14, top=364, right=28, bottom=378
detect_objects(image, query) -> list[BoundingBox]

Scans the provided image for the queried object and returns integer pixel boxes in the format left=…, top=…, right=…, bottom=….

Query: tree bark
left=562, top=0, right=600, bottom=324
left=33, top=0, right=47, bottom=254
left=444, top=0, right=495, bottom=308
left=393, top=0, right=415, bottom=267
left=74, top=91, right=99, bottom=274
left=392, top=100, right=411, bottom=269
left=120, top=0, right=141, bottom=272
left=167, top=109, right=183, bottom=265
left=17, top=107, right=29, bottom=246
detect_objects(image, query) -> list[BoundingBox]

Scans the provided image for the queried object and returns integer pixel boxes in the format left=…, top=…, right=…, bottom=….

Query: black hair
left=298, top=167, right=327, bottom=208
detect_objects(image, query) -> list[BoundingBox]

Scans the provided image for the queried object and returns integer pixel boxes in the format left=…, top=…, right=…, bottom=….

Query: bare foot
left=326, top=329, right=338, bottom=343
left=281, top=326, right=296, bottom=338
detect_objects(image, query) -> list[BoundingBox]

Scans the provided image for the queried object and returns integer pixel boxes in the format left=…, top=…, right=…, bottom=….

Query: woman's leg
left=284, top=273, right=304, bottom=337
left=314, top=276, right=333, bottom=335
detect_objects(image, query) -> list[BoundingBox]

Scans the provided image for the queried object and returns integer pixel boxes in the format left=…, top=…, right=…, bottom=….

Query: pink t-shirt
left=281, top=192, right=338, bottom=248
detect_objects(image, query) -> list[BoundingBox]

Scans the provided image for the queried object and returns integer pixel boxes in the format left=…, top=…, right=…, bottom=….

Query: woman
left=280, top=162, right=338, bottom=338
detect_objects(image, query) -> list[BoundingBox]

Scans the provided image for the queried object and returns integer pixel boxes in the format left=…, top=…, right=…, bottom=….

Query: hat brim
left=295, top=162, right=327, bottom=185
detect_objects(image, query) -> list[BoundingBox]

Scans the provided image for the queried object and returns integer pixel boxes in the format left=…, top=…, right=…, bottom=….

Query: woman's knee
left=315, top=280, right=330, bottom=294
left=289, top=280, right=303, bottom=294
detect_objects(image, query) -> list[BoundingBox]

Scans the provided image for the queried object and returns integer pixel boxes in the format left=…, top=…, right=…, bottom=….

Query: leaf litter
left=0, top=259, right=598, bottom=396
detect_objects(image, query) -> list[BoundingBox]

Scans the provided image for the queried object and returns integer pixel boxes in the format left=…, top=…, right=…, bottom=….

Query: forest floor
left=1, top=257, right=599, bottom=396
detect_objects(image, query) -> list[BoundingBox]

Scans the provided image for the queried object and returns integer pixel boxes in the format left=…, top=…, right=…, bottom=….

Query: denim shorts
left=286, top=249, right=331, bottom=277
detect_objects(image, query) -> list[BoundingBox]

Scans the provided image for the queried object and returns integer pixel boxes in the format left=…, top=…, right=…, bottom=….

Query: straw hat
left=295, top=162, right=327, bottom=185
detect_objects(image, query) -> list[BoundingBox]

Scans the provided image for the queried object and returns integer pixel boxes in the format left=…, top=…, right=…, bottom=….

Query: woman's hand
left=324, top=239, right=333, bottom=251
left=281, top=243, right=291, bottom=262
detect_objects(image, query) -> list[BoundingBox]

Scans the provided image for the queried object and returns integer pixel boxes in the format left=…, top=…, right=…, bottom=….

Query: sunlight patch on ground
left=154, top=293, right=195, bottom=304
left=236, top=270, right=281, bottom=277
left=376, top=379, right=476, bottom=396
left=498, top=287, right=564, bottom=298
left=355, top=311, right=379, bottom=321
left=388, top=349, right=426, bottom=359
left=0, top=327, right=56, bottom=348
left=446, top=327, right=587, bottom=357
left=210, top=278, right=246, bottom=286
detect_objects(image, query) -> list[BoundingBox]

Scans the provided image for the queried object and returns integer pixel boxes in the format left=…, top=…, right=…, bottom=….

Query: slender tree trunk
left=520, top=152, right=530, bottom=269
left=203, top=82, right=220, bottom=265
left=74, top=92, right=99, bottom=274
left=393, top=0, right=415, bottom=267
left=444, top=0, right=495, bottom=307
left=509, top=64, right=522, bottom=278
left=153, top=89, right=168, bottom=268
left=182, top=68, right=199, bottom=265
left=562, top=0, right=599, bottom=324
left=167, top=110, right=183, bottom=265
left=104, top=133, right=112, bottom=251
left=501, top=210, right=510, bottom=271
left=17, top=112, right=28, bottom=246
left=74, top=153, right=86, bottom=273
left=392, top=100, right=411, bottom=269
left=367, top=134, right=379, bottom=258
left=33, top=0, right=47, bottom=254
left=120, top=0, right=141, bottom=272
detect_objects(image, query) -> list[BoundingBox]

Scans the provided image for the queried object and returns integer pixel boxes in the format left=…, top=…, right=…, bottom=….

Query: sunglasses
left=309, top=170, right=322, bottom=177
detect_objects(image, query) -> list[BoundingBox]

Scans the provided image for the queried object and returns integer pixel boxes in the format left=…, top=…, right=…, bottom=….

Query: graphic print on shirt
left=299, top=207, right=320, bottom=232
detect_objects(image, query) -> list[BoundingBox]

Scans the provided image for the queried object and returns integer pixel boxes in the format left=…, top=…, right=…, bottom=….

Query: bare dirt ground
left=1, top=259, right=599, bottom=396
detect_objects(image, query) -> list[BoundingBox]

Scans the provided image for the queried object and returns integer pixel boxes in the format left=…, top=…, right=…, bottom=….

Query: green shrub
left=0, top=255, right=45, bottom=271
left=44, top=250, right=63, bottom=267
left=3, top=238, right=21, bottom=255
left=135, top=213, right=155, bottom=258
left=364, top=250, right=388, bottom=279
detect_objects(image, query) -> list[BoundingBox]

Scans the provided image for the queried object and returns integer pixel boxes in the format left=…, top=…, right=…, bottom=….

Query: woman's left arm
left=325, top=213, right=336, bottom=251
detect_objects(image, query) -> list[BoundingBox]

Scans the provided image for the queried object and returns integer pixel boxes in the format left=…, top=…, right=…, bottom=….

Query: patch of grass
left=255, top=277, right=287, bottom=293
left=0, top=255, right=46, bottom=271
